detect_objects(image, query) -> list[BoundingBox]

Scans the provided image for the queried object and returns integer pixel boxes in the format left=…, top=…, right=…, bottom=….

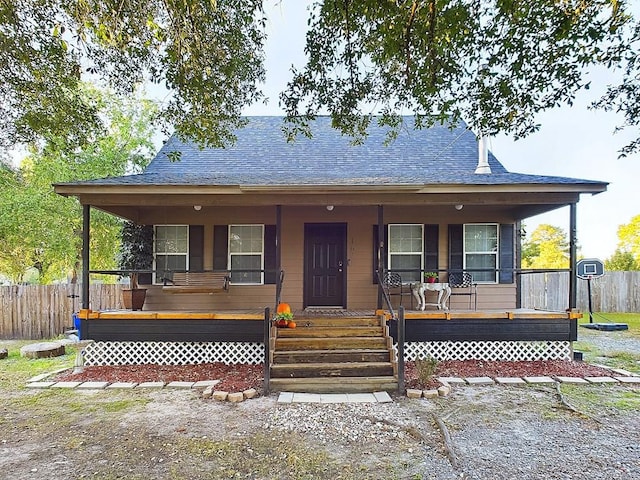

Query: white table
left=410, top=282, right=451, bottom=311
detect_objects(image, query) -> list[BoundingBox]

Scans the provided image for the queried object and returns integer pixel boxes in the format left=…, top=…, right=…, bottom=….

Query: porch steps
left=269, top=316, right=398, bottom=393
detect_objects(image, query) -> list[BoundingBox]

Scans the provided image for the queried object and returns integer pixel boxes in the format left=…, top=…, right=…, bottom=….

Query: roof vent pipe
left=475, top=135, right=491, bottom=174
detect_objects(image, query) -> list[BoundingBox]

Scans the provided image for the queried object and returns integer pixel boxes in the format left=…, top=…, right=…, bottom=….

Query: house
left=54, top=117, right=607, bottom=391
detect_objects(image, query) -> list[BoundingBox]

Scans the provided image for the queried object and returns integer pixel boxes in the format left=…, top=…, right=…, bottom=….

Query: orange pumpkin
left=276, top=303, right=291, bottom=315
left=287, top=321, right=296, bottom=329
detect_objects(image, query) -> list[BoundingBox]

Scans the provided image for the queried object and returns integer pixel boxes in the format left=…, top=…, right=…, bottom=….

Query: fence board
left=0, top=284, right=124, bottom=339
left=521, top=271, right=640, bottom=313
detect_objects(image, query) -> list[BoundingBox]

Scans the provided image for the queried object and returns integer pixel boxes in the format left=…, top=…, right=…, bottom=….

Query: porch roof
left=56, top=116, right=606, bottom=190
left=54, top=117, right=607, bottom=220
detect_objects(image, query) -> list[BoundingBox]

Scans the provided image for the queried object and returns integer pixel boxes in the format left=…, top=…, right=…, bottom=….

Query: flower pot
left=426, top=277, right=437, bottom=283
left=122, top=288, right=147, bottom=310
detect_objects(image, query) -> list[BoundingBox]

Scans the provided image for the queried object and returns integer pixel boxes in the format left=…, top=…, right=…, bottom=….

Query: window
left=229, top=224, right=264, bottom=284
left=464, top=224, right=498, bottom=283
left=154, top=225, right=188, bottom=283
left=388, top=224, right=423, bottom=282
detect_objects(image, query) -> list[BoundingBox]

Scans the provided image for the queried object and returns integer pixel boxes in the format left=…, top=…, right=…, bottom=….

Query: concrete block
left=137, top=382, right=166, bottom=389
left=106, top=382, right=138, bottom=389
left=373, top=391, right=393, bottom=403
left=523, top=376, right=555, bottom=384
left=555, top=377, right=589, bottom=384
left=584, top=376, right=619, bottom=384
left=495, top=377, right=526, bottom=385
left=51, top=381, right=82, bottom=389
left=167, top=381, right=195, bottom=389
left=76, top=381, right=109, bottom=390
left=464, top=376, right=495, bottom=385
left=193, top=380, right=221, bottom=389
left=277, top=392, right=294, bottom=403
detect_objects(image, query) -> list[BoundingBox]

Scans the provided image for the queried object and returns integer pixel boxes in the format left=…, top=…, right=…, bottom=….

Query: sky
left=242, top=1, right=640, bottom=261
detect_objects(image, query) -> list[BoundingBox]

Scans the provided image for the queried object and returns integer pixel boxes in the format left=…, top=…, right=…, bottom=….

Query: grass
left=0, top=338, right=78, bottom=390
left=578, top=312, right=640, bottom=335
left=574, top=312, right=640, bottom=373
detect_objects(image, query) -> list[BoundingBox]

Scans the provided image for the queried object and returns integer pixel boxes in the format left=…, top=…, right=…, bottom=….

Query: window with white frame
left=154, top=225, right=188, bottom=283
left=464, top=224, right=498, bottom=283
left=388, top=224, right=423, bottom=282
left=229, top=224, right=264, bottom=284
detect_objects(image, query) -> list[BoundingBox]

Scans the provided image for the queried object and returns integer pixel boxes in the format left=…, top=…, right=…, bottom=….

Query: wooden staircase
left=269, top=316, right=398, bottom=393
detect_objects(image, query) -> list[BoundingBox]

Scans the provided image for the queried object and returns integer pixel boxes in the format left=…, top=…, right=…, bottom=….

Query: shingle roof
left=64, top=116, right=606, bottom=188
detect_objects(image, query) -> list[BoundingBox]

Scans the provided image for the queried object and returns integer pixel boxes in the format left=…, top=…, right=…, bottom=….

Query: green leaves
left=282, top=0, right=631, bottom=142
left=0, top=87, right=157, bottom=284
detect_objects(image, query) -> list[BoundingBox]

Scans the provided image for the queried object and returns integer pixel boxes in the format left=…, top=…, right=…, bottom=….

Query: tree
left=521, top=224, right=570, bottom=269
left=0, top=1, right=636, bottom=151
left=605, top=214, right=640, bottom=270
left=605, top=248, right=639, bottom=270
left=0, top=86, right=157, bottom=284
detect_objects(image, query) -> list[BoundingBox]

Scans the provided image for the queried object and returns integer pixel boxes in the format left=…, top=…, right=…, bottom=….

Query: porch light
left=194, top=205, right=202, bottom=211
left=326, top=205, right=334, bottom=211
left=455, top=204, right=464, bottom=210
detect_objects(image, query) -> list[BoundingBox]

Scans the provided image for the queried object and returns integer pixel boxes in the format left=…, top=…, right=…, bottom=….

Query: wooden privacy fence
left=0, top=284, right=124, bottom=340
left=521, top=271, right=640, bottom=313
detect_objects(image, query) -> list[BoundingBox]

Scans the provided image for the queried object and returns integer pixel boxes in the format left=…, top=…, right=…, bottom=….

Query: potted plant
left=424, top=272, right=439, bottom=283
left=118, top=221, right=154, bottom=310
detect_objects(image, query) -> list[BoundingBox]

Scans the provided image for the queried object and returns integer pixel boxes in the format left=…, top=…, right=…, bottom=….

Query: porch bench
left=162, top=272, right=230, bottom=294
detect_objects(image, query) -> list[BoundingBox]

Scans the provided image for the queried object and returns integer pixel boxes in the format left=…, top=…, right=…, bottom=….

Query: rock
left=437, top=384, right=451, bottom=397
left=202, top=386, right=214, bottom=398
left=423, top=389, right=440, bottom=399
left=243, top=388, right=258, bottom=399
left=0, top=348, right=8, bottom=359
left=212, top=391, right=229, bottom=401
left=406, top=388, right=423, bottom=399
left=20, top=342, right=65, bottom=359
left=228, top=392, right=244, bottom=403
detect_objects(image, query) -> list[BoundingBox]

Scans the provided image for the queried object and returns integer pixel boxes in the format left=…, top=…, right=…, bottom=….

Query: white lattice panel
left=82, top=341, right=264, bottom=366
left=397, top=341, right=572, bottom=362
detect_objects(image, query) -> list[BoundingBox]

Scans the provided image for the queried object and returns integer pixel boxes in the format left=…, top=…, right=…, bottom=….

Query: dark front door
left=304, top=223, right=347, bottom=308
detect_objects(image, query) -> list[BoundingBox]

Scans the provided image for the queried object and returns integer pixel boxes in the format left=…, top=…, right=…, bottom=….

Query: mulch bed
left=55, top=363, right=263, bottom=392
left=405, top=359, right=616, bottom=390
left=55, top=359, right=616, bottom=393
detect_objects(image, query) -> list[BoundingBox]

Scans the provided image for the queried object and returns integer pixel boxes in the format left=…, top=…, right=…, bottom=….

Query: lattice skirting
left=398, top=341, right=572, bottom=362
left=82, top=341, right=265, bottom=366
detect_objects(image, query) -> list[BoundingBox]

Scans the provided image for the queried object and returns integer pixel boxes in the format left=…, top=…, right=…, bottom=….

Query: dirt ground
left=2, top=381, right=639, bottom=480
left=2, top=327, right=639, bottom=480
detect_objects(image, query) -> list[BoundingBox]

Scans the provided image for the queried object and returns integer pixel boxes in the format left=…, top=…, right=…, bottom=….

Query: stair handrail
left=377, top=270, right=397, bottom=320
left=274, top=269, right=285, bottom=312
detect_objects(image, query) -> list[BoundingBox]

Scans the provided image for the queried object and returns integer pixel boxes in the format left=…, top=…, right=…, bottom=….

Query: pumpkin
left=276, top=303, right=291, bottom=315
left=287, top=321, right=296, bottom=329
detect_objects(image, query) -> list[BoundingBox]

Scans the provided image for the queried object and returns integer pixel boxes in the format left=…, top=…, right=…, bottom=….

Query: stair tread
left=274, top=348, right=389, bottom=354
left=272, top=361, right=392, bottom=368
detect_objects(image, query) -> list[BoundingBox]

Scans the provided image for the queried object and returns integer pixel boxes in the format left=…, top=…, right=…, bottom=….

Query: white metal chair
left=448, top=272, right=477, bottom=310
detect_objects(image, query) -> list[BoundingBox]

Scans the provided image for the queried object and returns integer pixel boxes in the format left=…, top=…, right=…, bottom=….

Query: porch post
left=82, top=204, right=90, bottom=310
left=515, top=220, right=523, bottom=309
left=569, top=202, right=577, bottom=309
left=275, top=204, right=282, bottom=308
left=377, top=205, right=384, bottom=309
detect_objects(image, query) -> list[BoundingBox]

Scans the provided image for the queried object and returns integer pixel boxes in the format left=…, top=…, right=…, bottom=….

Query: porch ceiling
left=60, top=187, right=593, bottom=223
